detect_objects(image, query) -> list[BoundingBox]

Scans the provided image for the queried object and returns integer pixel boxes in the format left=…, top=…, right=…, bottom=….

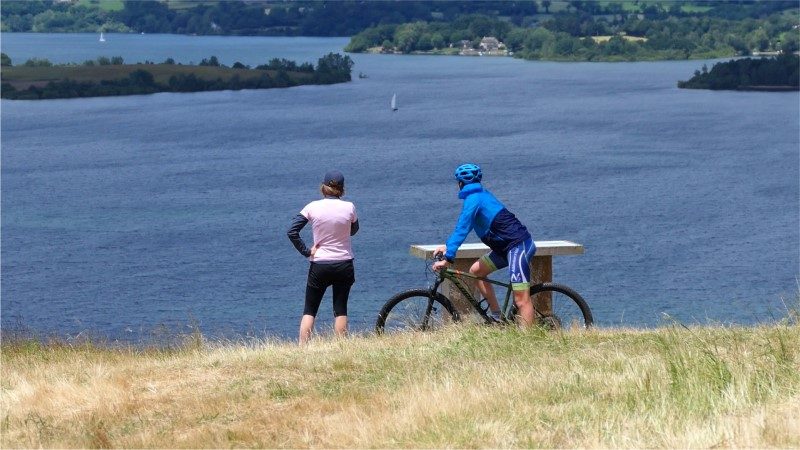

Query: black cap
left=323, top=170, right=344, bottom=187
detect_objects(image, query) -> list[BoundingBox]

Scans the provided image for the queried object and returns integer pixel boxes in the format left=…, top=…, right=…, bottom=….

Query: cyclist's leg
left=470, top=252, right=507, bottom=315
left=509, top=238, right=536, bottom=326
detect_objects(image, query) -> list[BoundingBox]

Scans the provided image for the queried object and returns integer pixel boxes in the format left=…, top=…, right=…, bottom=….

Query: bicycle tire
left=375, top=289, right=461, bottom=334
left=510, top=283, right=593, bottom=329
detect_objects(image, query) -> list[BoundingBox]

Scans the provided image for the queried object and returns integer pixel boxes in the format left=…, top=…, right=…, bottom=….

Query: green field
left=681, top=5, right=714, bottom=13
left=596, top=1, right=713, bottom=13
left=163, top=0, right=220, bottom=10
left=77, top=0, right=124, bottom=12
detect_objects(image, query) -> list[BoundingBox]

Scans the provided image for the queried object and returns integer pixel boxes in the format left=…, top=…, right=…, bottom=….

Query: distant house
left=456, top=36, right=508, bottom=56
left=480, top=37, right=501, bottom=52
left=463, top=37, right=508, bottom=56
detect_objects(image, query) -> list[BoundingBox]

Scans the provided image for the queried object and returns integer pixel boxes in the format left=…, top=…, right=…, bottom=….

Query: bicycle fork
left=421, top=279, right=445, bottom=330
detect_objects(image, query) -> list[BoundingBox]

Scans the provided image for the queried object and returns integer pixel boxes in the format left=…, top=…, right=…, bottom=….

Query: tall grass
left=2, top=323, right=798, bottom=448
left=3, top=64, right=314, bottom=88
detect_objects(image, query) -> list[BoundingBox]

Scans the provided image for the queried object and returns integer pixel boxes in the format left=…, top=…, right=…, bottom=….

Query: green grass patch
left=681, top=5, right=714, bottom=13
left=164, top=0, right=218, bottom=10
left=596, top=1, right=642, bottom=13
left=596, top=1, right=712, bottom=14
left=77, top=0, right=124, bottom=12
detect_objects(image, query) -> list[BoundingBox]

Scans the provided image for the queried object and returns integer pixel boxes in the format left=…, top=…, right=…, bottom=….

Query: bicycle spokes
left=376, top=290, right=457, bottom=334
left=531, top=285, right=592, bottom=330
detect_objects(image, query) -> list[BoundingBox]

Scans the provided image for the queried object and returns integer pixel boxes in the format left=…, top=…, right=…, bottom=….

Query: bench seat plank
left=410, top=240, right=584, bottom=260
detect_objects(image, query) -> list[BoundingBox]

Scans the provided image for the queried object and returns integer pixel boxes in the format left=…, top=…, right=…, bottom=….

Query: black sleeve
left=350, top=219, right=359, bottom=236
left=287, top=214, right=311, bottom=257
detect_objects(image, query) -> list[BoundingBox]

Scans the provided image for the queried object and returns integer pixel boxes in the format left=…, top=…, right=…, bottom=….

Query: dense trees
left=346, top=8, right=798, bottom=61
left=2, top=1, right=797, bottom=62
left=1, top=0, right=129, bottom=33
left=678, top=54, right=799, bottom=90
left=1, top=1, right=540, bottom=36
left=313, top=53, right=355, bottom=84
left=4, top=1, right=796, bottom=37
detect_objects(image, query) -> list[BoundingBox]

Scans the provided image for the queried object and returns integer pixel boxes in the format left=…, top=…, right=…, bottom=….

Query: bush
left=23, top=58, right=53, bottom=67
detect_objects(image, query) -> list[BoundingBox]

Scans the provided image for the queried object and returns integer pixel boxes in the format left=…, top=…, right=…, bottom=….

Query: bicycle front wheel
left=510, top=283, right=593, bottom=330
left=375, top=289, right=460, bottom=334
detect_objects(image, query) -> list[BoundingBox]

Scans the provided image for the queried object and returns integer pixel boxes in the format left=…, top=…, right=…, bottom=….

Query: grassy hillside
left=2, top=323, right=798, bottom=448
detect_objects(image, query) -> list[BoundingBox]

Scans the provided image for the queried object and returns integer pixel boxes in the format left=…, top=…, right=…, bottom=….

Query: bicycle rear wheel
left=375, top=289, right=460, bottom=334
left=511, top=283, right=593, bottom=329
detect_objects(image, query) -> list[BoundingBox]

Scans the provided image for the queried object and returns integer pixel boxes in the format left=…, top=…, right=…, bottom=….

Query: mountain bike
left=375, top=255, right=593, bottom=333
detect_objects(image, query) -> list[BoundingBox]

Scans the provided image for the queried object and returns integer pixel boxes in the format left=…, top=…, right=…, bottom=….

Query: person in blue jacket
left=433, top=163, right=536, bottom=326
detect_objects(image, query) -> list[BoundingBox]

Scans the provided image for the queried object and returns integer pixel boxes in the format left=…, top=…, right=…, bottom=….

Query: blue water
left=2, top=34, right=798, bottom=342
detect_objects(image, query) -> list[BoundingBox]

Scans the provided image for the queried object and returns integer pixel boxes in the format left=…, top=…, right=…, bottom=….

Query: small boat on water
left=391, top=93, right=398, bottom=111
left=99, top=32, right=106, bottom=42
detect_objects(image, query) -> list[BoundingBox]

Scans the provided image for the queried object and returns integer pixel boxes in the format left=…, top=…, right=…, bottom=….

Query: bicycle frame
left=375, top=258, right=592, bottom=333
left=429, top=267, right=516, bottom=323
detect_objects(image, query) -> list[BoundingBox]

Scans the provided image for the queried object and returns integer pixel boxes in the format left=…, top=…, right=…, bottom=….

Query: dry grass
left=2, top=323, right=799, bottom=448
left=2, top=64, right=313, bottom=90
left=591, top=35, right=648, bottom=43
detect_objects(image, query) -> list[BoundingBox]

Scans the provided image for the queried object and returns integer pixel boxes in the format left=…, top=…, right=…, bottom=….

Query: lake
left=2, top=33, right=798, bottom=343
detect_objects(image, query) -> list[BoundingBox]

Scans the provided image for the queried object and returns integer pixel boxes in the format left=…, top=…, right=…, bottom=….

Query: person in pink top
left=287, top=170, right=359, bottom=344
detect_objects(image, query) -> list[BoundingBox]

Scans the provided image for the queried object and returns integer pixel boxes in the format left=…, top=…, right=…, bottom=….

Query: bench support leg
left=442, top=255, right=554, bottom=320
left=531, top=255, right=553, bottom=316
left=443, top=259, right=480, bottom=317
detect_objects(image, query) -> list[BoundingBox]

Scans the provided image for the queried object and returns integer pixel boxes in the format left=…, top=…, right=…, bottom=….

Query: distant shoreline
left=1, top=54, right=353, bottom=100
left=738, top=85, right=799, bottom=92
left=677, top=55, right=799, bottom=91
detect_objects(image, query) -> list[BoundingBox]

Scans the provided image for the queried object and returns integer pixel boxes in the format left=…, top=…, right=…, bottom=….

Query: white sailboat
left=99, top=32, right=106, bottom=42
left=391, top=93, right=398, bottom=111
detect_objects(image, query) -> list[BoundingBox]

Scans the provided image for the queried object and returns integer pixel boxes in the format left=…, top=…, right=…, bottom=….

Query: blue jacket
left=444, top=183, right=531, bottom=261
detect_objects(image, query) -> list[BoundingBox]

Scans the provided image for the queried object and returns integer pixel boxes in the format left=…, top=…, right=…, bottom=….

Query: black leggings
left=304, top=260, right=355, bottom=317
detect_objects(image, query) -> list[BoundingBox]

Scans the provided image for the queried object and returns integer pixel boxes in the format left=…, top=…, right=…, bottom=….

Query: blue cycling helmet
left=454, top=163, right=482, bottom=184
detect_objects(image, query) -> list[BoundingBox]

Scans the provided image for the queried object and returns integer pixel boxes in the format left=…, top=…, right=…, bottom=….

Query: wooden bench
left=410, top=241, right=584, bottom=315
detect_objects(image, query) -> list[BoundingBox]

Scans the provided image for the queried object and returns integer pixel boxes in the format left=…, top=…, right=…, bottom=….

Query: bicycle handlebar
left=429, top=252, right=448, bottom=278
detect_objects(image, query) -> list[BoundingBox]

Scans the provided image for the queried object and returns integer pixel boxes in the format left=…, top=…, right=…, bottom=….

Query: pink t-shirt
left=300, top=198, right=357, bottom=262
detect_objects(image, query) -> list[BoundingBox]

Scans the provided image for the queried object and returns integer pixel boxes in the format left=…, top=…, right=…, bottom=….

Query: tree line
left=346, top=8, right=798, bottom=61
left=1, top=1, right=539, bottom=35
left=2, top=1, right=797, bottom=37
left=1, top=53, right=354, bottom=100
left=677, top=54, right=799, bottom=90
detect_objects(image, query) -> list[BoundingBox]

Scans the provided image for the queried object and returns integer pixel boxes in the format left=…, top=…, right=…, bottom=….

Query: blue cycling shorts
left=480, top=237, right=536, bottom=291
